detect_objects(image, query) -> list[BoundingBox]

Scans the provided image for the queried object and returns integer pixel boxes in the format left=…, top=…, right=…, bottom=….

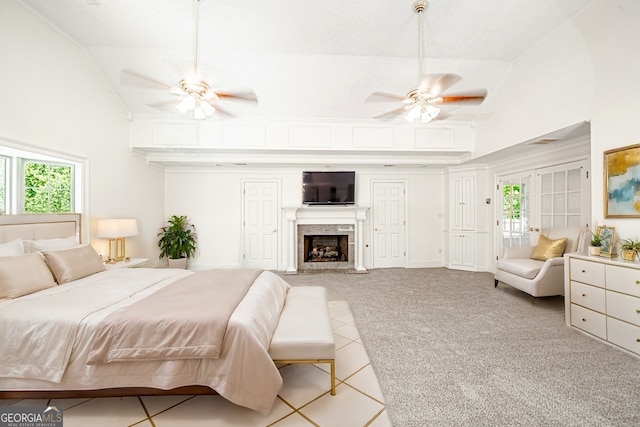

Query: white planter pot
left=589, top=246, right=601, bottom=256
left=168, top=258, right=188, bottom=269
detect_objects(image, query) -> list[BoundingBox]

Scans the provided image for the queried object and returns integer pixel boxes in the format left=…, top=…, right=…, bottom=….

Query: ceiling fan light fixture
left=176, top=95, right=196, bottom=114
left=195, top=100, right=215, bottom=119
left=405, top=102, right=440, bottom=123
left=423, top=104, right=440, bottom=122
left=405, top=105, right=421, bottom=123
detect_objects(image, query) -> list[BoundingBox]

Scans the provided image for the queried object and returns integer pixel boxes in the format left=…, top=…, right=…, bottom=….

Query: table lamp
left=96, top=218, right=138, bottom=263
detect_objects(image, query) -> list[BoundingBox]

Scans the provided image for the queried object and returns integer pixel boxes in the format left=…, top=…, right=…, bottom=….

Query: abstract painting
left=604, top=143, right=640, bottom=218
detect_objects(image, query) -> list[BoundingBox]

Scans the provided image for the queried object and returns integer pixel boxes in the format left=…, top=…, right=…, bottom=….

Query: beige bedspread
left=0, top=268, right=291, bottom=414
left=87, top=268, right=262, bottom=363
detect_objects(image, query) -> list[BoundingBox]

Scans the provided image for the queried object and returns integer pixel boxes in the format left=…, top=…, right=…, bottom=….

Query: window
left=21, top=160, right=73, bottom=213
left=0, top=143, right=83, bottom=214
left=0, top=156, right=8, bottom=215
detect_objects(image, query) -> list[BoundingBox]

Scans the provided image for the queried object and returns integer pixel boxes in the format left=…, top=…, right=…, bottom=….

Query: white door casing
left=243, top=180, right=279, bottom=270
left=372, top=181, right=406, bottom=268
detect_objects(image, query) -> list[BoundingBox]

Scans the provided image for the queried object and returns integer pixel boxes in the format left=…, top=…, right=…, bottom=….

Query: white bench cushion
left=496, top=257, right=544, bottom=280
left=269, top=286, right=335, bottom=360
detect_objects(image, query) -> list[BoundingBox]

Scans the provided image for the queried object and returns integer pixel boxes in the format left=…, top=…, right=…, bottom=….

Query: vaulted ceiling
left=20, top=0, right=594, bottom=126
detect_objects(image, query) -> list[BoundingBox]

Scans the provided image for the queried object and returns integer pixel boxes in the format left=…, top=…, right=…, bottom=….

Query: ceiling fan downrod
left=414, top=1, right=427, bottom=85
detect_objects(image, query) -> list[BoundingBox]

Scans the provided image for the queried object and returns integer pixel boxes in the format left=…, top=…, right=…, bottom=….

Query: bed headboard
left=0, top=213, right=82, bottom=243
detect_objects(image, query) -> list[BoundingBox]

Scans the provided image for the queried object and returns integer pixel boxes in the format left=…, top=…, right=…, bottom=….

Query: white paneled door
left=243, top=181, right=279, bottom=270
left=372, top=181, right=406, bottom=268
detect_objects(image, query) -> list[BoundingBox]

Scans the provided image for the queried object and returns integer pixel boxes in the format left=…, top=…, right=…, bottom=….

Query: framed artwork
left=604, top=143, right=640, bottom=218
left=597, top=225, right=615, bottom=257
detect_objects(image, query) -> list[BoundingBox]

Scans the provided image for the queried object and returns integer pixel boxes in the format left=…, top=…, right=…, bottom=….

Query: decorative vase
left=621, top=249, right=636, bottom=261
left=589, top=246, right=601, bottom=256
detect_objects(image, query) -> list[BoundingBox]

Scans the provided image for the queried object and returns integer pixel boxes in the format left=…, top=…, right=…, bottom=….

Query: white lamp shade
left=97, top=219, right=139, bottom=238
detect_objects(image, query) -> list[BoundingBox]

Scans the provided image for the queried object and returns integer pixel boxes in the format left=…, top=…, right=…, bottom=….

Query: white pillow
left=0, top=239, right=25, bottom=257
left=42, top=244, right=106, bottom=285
left=25, top=235, right=78, bottom=253
left=0, top=254, right=57, bottom=299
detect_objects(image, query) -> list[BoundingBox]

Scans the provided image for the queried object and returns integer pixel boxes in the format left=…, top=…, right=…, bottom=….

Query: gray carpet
left=279, top=268, right=640, bottom=427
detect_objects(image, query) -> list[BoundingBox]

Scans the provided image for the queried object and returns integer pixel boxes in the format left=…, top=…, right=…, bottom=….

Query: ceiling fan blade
left=207, top=101, right=236, bottom=117
left=212, top=89, right=258, bottom=103
left=366, top=92, right=409, bottom=103
left=419, top=74, right=462, bottom=96
left=435, top=89, right=487, bottom=105
left=120, top=69, right=174, bottom=92
left=146, top=99, right=183, bottom=113
left=373, top=106, right=409, bottom=120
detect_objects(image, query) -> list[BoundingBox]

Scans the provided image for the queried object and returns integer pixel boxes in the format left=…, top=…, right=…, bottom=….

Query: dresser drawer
left=605, top=264, right=640, bottom=297
left=570, top=303, right=607, bottom=339
left=606, top=291, right=640, bottom=327
left=570, top=281, right=606, bottom=313
left=570, top=258, right=605, bottom=288
left=607, top=317, right=640, bottom=356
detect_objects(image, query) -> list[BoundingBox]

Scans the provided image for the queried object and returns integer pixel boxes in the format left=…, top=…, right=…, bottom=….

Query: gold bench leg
left=273, top=359, right=336, bottom=396
left=329, top=359, right=336, bottom=396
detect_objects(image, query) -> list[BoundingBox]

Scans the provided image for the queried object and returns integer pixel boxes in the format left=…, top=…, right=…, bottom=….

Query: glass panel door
left=498, top=171, right=533, bottom=257
left=536, top=160, right=589, bottom=231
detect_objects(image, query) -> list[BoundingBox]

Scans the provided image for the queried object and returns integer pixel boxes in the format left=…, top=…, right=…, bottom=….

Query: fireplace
left=304, top=234, right=349, bottom=262
left=284, top=206, right=368, bottom=274
left=297, top=224, right=354, bottom=271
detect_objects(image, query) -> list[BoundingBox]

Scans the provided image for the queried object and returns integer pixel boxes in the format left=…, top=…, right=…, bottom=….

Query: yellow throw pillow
left=531, top=234, right=567, bottom=261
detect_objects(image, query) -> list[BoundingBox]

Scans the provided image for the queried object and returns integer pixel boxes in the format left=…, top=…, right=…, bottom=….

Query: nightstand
left=104, top=258, right=149, bottom=269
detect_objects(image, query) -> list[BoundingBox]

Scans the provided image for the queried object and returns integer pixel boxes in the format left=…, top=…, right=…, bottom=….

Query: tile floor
left=3, top=301, right=390, bottom=427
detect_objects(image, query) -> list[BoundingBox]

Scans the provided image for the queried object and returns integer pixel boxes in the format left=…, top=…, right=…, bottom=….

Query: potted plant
left=157, top=215, right=197, bottom=268
left=619, top=238, right=640, bottom=261
left=589, top=231, right=602, bottom=256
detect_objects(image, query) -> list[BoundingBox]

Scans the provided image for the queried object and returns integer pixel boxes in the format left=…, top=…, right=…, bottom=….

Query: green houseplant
left=619, top=238, right=640, bottom=261
left=157, top=215, right=197, bottom=268
left=589, top=231, right=602, bottom=256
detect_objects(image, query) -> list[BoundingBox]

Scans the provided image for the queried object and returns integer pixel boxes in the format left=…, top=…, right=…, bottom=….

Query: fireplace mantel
left=284, top=206, right=368, bottom=273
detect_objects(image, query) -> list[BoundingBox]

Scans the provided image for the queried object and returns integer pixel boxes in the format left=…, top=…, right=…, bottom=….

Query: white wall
left=576, top=0, right=640, bottom=240
left=0, top=2, right=165, bottom=257
left=164, top=168, right=444, bottom=270
left=474, top=14, right=594, bottom=154
left=475, top=0, right=640, bottom=247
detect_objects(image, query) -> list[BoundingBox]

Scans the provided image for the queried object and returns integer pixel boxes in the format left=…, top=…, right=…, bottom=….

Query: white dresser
left=564, top=253, right=640, bottom=356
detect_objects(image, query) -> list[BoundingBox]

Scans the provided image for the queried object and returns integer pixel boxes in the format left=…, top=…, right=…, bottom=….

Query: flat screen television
left=302, top=171, right=355, bottom=205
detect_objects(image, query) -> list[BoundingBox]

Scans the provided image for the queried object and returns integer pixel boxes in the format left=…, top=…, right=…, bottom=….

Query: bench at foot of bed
left=269, top=286, right=336, bottom=396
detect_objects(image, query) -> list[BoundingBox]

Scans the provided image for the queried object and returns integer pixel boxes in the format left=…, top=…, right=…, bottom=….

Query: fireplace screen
left=304, top=234, right=349, bottom=262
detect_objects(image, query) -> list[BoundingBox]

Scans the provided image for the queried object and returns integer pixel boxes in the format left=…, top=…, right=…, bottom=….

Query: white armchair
left=494, top=227, right=588, bottom=297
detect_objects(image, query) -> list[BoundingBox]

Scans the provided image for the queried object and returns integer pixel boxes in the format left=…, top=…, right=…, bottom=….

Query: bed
left=0, top=214, right=290, bottom=414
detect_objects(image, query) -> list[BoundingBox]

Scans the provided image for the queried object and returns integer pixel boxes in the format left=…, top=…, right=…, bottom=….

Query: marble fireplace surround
left=284, top=206, right=368, bottom=274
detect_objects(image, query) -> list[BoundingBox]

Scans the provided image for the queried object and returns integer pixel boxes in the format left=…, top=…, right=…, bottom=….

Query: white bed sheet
left=0, top=268, right=290, bottom=414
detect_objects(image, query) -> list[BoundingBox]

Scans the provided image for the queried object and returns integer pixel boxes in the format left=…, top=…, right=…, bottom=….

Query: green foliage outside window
left=503, top=185, right=521, bottom=219
left=23, top=161, right=72, bottom=213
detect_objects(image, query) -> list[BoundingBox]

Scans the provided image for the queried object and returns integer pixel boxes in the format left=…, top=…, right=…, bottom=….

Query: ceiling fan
left=121, top=0, right=257, bottom=119
left=366, top=1, right=487, bottom=124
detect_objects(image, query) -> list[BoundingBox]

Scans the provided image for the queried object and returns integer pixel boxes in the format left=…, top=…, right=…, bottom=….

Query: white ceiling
left=20, top=0, right=594, bottom=124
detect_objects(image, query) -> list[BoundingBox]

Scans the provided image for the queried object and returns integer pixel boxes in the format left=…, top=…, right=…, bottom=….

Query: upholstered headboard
left=0, top=213, right=82, bottom=243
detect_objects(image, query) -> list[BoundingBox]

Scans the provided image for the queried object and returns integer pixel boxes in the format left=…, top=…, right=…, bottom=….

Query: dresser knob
left=582, top=318, right=586, bottom=322
left=637, top=338, right=640, bottom=343
left=636, top=280, right=640, bottom=285
left=582, top=269, right=586, bottom=273
left=582, top=293, right=586, bottom=297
